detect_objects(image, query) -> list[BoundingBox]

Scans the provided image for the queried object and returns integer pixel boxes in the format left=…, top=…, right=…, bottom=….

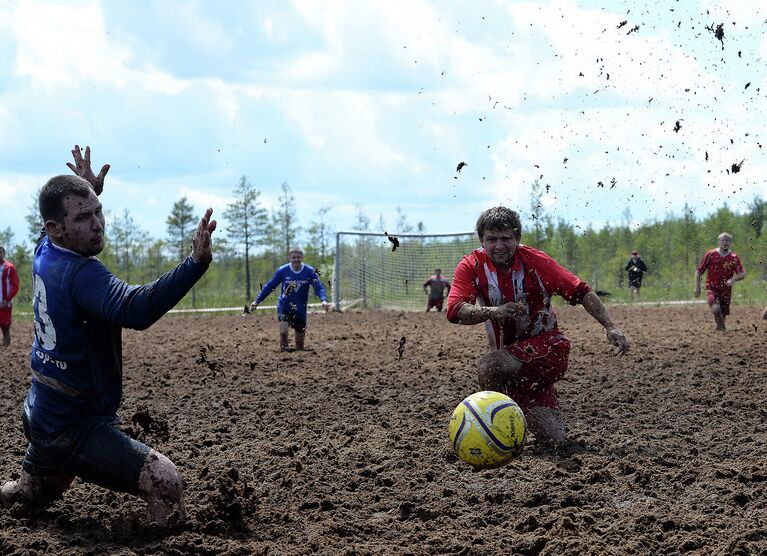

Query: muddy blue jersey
left=255, top=263, right=327, bottom=316
left=26, top=236, right=207, bottom=439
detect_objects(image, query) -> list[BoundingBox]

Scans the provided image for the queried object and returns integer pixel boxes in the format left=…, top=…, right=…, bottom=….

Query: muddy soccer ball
left=448, top=391, right=526, bottom=469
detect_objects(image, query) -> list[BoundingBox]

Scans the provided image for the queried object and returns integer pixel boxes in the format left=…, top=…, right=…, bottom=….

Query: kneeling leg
left=477, top=350, right=521, bottom=393
left=138, top=450, right=185, bottom=526
left=526, top=405, right=566, bottom=444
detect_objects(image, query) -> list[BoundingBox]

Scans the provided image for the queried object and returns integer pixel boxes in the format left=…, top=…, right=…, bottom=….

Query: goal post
left=333, top=231, right=477, bottom=311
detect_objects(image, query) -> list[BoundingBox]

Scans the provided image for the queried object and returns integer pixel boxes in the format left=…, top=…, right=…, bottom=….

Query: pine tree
left=275, top=182, right=299, bottom=257
left=166, top=197, right=196, bottom=305
left=223, top=176, right=267, bottom=301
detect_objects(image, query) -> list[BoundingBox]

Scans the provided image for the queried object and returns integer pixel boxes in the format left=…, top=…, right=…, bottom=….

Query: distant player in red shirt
left=447, top=206, right=629, bottom=445
left=695, top=232, right=745, bottom=331
left=423, top=268, right=451, bottom=312
left=0, top=245, right=20, bottom=347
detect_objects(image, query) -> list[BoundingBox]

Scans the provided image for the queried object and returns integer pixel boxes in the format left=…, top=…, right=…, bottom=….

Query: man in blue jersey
left=250, top=247, right=329, bottom=351
left=0, top=145, right=217, bottom=527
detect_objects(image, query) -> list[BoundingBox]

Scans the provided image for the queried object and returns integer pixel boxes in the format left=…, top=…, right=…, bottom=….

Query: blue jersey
left=26, top=236, right=207, bottom=439
left=255, top=263, right=327, bottom=316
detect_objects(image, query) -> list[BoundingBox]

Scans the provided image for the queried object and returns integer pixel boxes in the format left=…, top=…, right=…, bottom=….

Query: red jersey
left=1, top=259, right=19, bottom=306
left=696, top=249, right=744, bottom=291
left=447, top=245, right=591, bottom=348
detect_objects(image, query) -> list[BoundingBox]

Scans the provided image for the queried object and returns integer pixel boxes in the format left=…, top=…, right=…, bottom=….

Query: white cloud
left=2, top=0, right=189, bottom=95
left=180, top=187, right=231, bottom=212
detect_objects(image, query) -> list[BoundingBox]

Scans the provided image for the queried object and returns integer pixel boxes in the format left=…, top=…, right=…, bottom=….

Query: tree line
left=2, top=178, right=766, bottom=311
left=524, top=180, right=767, bottom=304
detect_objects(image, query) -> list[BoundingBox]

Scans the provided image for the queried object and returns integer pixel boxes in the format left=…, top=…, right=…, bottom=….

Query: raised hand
left=191, top=208, right=217, bottom=266
left=66, top=145, right=110, bottom=195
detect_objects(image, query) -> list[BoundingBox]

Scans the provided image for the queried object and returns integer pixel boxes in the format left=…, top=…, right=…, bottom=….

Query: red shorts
left=0, top=307, right=11, bottom=328
left=706, top=287, right=732, bottom=316
left=427, top=298, right=444, bottom=311
left=503, top=330, right=571, bottom=411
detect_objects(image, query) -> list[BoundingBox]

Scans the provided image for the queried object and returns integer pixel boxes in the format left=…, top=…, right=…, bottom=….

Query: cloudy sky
left=0, top=0, right=765, bottom=249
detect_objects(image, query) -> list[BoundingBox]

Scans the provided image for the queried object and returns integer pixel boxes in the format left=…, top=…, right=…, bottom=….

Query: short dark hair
left=39, top=175, right=93, bottom=223
left=475, top=206, right=522, bottom=240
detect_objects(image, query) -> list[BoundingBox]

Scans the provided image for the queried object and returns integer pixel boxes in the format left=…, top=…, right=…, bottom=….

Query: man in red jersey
left=423, top=268, right=451, bottom=312
left=695, top=232, right=745, bottom=331
left=0, top=245, right=20, bottom=347
left=447, top=206, right=629, bottom=445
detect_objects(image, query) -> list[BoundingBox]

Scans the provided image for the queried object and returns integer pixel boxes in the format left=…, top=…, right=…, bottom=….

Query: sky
left=1, top=0, right=766, bottom=250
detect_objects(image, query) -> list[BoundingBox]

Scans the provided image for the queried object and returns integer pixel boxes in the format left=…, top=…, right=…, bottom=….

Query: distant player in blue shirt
left=0, top=145, right=217, bottom=527
left=250, top=247, right=329, bottom=351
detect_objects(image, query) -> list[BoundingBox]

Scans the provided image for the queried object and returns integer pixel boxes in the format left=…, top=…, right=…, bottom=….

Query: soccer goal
left=332, top=231, right=477, bottom=311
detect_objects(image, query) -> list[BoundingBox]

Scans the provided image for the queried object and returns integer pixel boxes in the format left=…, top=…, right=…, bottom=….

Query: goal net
left=332, top=231, right=477, bottom=311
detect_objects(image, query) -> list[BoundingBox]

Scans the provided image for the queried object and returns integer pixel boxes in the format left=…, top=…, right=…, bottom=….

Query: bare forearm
left=581, top=291, right=616, bottom=330
left=457, top=303, right=494, bottom=325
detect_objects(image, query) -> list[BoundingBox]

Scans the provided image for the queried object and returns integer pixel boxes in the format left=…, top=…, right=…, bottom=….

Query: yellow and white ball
left=448, top=391, right=526, bottom=469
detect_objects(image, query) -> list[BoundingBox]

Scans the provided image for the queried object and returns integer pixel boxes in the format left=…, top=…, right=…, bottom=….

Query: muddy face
left=480, top=228, right=519, bottom=270
left=54, top=190, right=105, bottom=257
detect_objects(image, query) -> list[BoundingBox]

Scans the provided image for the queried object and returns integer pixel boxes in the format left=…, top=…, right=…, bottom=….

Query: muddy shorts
left=427, top=297, right=444, bottom=311
left=0, top=307, right=11, bottom=328
left=21, top=412, right=150, bottom=494
left=279, top=309, right=307, bottom=332
left=504, top=330, right=571, bottom=411
left=706, top=287, right=732, bottom=316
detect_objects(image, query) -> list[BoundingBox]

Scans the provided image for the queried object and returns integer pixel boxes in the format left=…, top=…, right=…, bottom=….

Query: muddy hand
left=191, top=208, right=217, bottom=265
left=606, top=327, right=629, bottom=355
left=66, top=145, right=110, bottom=195
left=494, top=301, right=527, bottom=321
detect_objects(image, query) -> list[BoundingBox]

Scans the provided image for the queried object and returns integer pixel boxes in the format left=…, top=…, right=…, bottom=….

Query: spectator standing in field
left=447, top=206, right=629, bottom=445
left=423, top=268, right=451, bottom=312
left=250, top=247, right=329, bottom=351
left=1, top=145, right=217, bottom=526
left=625, top=250, right=648, bottom=302
left=0, top=245, right=20, bottom=347
left=695, top=232, right=745, bottom=331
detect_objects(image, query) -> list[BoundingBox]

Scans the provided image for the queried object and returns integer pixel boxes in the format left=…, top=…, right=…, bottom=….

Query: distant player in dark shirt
left=0, top=146, right=217, bottom=527
left=695, top=232, right=745, bottom=331
left=250, top=247, right=329, bottom=351
left=625, top=250, right=648, bottom=302
left=423, top=268, right=451, bottom=312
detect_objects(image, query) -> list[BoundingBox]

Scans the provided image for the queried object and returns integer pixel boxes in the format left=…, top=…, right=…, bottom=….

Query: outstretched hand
left=191, top=208, right=217, bottom=266
left=606, top=326, right=629, bottom=355
left=66, top=145, right=110, bottom=195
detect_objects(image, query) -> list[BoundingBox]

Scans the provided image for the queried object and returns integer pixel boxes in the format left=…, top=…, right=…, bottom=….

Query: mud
left=1, top=304, right=766, bottom=555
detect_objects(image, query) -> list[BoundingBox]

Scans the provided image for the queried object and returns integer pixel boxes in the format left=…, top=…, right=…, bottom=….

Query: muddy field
left=1, top=304, right=766, bottom=555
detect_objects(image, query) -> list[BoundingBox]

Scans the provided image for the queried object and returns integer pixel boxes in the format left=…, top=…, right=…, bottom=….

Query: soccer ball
left=448, top=391, right=526, bottom=469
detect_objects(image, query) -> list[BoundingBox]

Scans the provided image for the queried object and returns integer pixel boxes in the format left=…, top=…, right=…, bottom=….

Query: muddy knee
left=477, top=350, right=521, bottom=392
left=138, top=451, right=184, bottom=525
left=526, top=406, right=566, bottom=444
